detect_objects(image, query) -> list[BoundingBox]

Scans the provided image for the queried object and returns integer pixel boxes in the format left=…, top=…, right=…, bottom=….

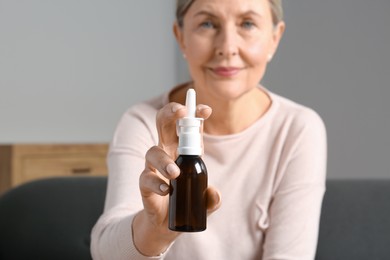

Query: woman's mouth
left=211, top=67, right=242, bottom=77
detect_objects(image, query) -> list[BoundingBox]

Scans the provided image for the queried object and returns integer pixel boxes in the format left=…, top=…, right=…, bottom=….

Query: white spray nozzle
left=177, top=88, right=203, bottom=156
left=185, top=88, right=196, bottom=118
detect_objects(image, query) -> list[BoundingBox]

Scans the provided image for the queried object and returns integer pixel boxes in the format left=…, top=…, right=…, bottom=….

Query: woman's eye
left=242, top=21, right=255, bottom=29
left=200, top=21, right=215, bottom=29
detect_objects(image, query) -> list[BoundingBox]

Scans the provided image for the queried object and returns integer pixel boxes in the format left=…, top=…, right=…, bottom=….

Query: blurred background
left=0, top=0, right=389, bottom=179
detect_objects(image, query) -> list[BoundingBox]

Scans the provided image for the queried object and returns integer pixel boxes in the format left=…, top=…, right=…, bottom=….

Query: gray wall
left=0, top=0, right=177, bottom=142
left=1, top=1, right=389, bottom=179
left=263, top=0, right=390, bottom=179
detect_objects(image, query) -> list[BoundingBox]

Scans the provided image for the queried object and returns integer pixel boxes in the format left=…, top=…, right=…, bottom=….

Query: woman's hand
left=133, top=102, right=221, bottom=257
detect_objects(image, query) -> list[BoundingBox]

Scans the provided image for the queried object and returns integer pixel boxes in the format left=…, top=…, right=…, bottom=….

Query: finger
left=145, top=146, right=180, bottom=180
left=139, top=169, right=171, bottom=196
left=206, top=186, right=222, bottom=214
left=196, top=104, right=212, bottom=120
left=156, top=102, right=186, bottom=130
left=158, top=102, right=187, bottom=120
left=156, top=103, right=187, bottom=154
left=195, top=105, right=212, bottom=147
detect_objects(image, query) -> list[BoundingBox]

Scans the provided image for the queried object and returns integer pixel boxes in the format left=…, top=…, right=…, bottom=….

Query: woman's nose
left=215, top=26, right=238, bottom=58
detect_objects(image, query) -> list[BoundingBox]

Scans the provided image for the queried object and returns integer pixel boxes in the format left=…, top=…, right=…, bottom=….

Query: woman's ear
left=269, top=21, right=286, bottom=60
left=173, top=22, right=186, bottom=55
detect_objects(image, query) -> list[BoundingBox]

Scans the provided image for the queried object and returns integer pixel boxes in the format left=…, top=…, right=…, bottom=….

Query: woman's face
left=174, top=0, right=285, bottom=101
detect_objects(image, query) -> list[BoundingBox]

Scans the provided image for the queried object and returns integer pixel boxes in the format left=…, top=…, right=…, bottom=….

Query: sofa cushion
left=0, top=177, right=107, bottom=260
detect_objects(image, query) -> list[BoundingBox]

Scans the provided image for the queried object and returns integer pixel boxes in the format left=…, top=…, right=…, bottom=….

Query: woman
left=91, top=0, right=327, bottom=259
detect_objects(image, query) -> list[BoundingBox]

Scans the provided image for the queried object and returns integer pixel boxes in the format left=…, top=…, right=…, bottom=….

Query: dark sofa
left=0, top=177, right=106, bottom=260
left=0, top=177, right=389, bottom=260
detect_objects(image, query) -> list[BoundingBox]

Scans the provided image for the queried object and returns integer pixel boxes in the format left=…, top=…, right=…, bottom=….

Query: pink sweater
left=91, top=86, right=327, bottom=260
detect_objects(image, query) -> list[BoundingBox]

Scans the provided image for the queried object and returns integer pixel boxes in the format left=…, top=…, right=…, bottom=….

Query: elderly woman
left=91, top=0, right=327, bottom=259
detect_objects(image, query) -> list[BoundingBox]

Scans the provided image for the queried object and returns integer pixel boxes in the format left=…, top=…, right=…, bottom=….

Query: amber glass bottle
left=169, top=155, right=207, bottom=232
left=168, top=88, right=208, bottom=232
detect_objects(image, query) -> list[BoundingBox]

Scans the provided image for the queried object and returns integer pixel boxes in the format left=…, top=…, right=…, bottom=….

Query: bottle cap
left=177, top=89, right=203, bottom=155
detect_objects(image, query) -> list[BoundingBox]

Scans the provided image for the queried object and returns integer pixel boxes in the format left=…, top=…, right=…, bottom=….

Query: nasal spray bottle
left=169, top=88, right=208, bottom=232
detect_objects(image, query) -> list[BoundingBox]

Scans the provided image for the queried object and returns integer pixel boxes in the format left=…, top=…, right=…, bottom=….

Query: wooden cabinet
left=0, top=144, right=109, bottom=194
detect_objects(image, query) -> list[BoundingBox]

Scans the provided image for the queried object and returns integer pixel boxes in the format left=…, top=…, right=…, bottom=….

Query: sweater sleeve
left=90, top=105, right=170, bottom=260
left=262, top=109, right=327, bottom=260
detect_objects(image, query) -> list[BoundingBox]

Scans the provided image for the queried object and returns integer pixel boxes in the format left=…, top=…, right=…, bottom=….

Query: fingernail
left=211, top=191, right=222, bottom=210
left=166, top=163, right=180, bottom=176
left=160, top=183, right=169, bottom=192
left=215, top=191, right=221, bottom=204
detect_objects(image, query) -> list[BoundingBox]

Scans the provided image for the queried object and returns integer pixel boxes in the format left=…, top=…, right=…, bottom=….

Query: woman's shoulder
left=125, top=93, right=167, bottom=117
left=123, top=83, right=188, bottom=121
left=118, top=92, right=169, bottom=133
left=269, top=90, right=326, bottom=134
left=110, top=91, right=169, bottom=148
left=113, top=91, right=168, bottom=135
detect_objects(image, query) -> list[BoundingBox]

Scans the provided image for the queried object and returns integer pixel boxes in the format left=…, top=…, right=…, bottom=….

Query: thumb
left=206, top=186, right=222, bottom=214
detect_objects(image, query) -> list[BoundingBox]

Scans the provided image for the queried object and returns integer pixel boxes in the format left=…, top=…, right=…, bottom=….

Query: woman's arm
left=262, top=109, right=327, bottom=260
left=91, top=104, right=170, bottom=260
left=91, top=102, right=220, bottom=259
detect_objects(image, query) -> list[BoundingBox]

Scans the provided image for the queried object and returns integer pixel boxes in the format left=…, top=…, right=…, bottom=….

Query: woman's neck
left=202, top=88, right=270, bottom=135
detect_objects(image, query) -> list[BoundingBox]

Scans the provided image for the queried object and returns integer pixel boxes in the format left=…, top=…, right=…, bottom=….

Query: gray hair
left=176, top=0, right=284, bottom=27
